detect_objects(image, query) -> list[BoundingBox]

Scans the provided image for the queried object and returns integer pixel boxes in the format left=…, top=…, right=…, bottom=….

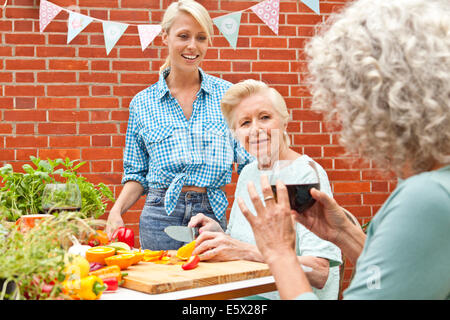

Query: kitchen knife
left=164, top=226, right=199, bottom=242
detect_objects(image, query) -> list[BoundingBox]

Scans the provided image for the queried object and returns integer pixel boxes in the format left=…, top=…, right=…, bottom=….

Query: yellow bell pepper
left=62, top=275, right=107, bottom=300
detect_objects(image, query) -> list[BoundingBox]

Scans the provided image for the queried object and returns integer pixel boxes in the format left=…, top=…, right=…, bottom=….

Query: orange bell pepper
left=89, top=265, right=127, bottom=282
left=88, top=230, right=110, bottom=247
left=85, top=246, right=115, bottom=265
left=104, top=253, right=134, bottom=270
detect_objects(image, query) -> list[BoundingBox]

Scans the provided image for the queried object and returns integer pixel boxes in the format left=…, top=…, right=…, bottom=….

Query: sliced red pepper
left=102, top=277, right=119, bottom=292
left=181, top=255, right=200, bottom=270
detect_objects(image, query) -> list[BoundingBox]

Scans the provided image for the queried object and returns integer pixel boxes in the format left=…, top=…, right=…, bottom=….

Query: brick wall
left=0, top=0, right=396, bottom=292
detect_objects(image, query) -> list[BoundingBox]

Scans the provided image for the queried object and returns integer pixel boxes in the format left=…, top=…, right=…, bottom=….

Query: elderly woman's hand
left=237, top=175, right=297, bottom=264
left=192, top=231, right=261, bottom=262
left=294, top=188, right=348, bottom=244
left=188, top=213, right=224, bottom=233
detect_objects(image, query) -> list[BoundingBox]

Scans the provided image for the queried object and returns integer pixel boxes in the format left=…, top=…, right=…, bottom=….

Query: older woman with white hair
left=238, top=0, right=450, bottom=299
left=189, top=79, right=342, bottom=300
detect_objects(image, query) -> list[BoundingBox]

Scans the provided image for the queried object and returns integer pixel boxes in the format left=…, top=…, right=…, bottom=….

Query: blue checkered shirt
left=122, top=68, right=253, bottom=220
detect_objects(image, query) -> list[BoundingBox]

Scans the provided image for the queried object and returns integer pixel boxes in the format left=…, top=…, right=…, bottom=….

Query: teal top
left=296, top=165, right=450, bottom=300
left=228, top=155, right=342, bottom=300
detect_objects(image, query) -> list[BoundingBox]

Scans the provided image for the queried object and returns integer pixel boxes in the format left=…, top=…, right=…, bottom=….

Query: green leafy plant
left=0, top=211, right=103, bottom=300
left=0, top=156, right=115, bottom=221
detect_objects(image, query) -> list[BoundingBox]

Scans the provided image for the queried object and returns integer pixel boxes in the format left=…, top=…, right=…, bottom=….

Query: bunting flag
left=38, top=0, right=322, bottom=54
left=138, top=24, right=162, bottom=51
left=250, top=0, right=280, bottom=35
left=39, top=0, right=62, bottom=33
left=67, top=11, right=93, bottom=44
left=102, top=21, right=129, bottom=55
left=301, top=0, right=320, bottom=15
left=213, top=11, right=242, bottom=49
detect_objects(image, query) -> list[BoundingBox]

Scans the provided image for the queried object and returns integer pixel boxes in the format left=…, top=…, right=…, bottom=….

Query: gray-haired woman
left=239, top=0, right=450, bottom=299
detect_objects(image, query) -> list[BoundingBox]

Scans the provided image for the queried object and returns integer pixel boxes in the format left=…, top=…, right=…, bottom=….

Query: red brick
left=37, top=72, right=77, bottom=83
left=79, top=72, right=118, bottom=83
left=0, top=150, right=15, bottom=161
left=49, top=136, right=90, bottom=148
left=4, top=110, right=46, bottom=122
left=293, top=134, right=330, bottom=145
left=79, top=123, right=118, bottom=135
left=15, top=97, right=35, bottom=109
left=36, top=46, right=76, bottom=57
left=260, top=49, right=297, bottom=60
left=6, top=136, right=47, bottom=148
left=333, top=182, right=371, bottom=193
left=252, top=61, right=289, bottom=72
left=363, top=193, right=390, bottom=205
left=120, top=73, right=158, bottom=85
left=91, top=160, right=113, bottom=172
left=80, top=98, right=119, bottom=109
left=38, top=123, right=77, bottom=135
left=15, top=72, right=34, bottom=83
left=47, top=85, right=90, bottom=96
left=16, top=123, right=35, bottom=135
left=4, top=85, right=45, bottom=96
left=39, top=149, right=81, bottom=161
left=49, top=60, right=89, bottom=70
left=37, top=98, right=77, bottom=109
left=112, top=61, right=150, bottom=71
left=82, top=148, right=123, bottom=160
left=0, top=123, right=13, bottom=134
left=92, top=136, right=111, bottom=147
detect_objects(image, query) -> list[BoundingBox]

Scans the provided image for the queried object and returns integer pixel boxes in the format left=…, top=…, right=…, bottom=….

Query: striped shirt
left=122, top=67, right=252, bottom=220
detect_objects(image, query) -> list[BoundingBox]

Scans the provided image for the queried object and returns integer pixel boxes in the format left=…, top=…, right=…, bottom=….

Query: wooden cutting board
left=122, top=259, right=271, bottom=295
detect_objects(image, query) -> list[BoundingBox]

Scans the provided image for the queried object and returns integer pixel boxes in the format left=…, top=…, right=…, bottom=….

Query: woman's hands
left=188, top=213, right=262, bottom=262
left=294, top=188, right=349, bottom=244
left=237, top=176, right=297, bottom=264
left=238, top=175, right=313, bottom=299
left=192, top=231, right=262, bottom=262
left=106, top=208, right=125, bottom=239
left=105, top=181, right=144, bottom=239
left=239, top=175, right=366, bottom=266
left=188, top=213, right=224, bottom=233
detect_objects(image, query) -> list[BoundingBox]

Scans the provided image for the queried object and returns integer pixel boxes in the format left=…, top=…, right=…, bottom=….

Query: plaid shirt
left=122, top=68, right=253, bottom=220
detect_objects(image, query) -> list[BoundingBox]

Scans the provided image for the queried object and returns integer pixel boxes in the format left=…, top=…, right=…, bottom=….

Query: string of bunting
left=39, top=0, right=320, bottom=55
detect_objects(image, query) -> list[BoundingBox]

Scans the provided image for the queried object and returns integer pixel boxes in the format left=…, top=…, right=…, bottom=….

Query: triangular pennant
left=67, top=11, right=93, bottom=44
left=102, top=21, right=129, bottom=55
left=250, top=0, right=280, bottom=35
left=301, top=0, right=320, bottom=15
left=213, top=11, right=242, bottom=50
left=137, top=24, right=162, bottom=51
left=39, top=0, right=62, bottom=33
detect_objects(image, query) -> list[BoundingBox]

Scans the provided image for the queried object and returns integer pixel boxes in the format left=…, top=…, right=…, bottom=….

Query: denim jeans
left=139, top=187, right=227, bottom=250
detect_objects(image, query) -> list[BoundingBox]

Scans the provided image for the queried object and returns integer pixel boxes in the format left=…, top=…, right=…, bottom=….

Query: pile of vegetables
left=0, top=156, right=115, bottom=221
left=0, top=211, right=104, bottom=300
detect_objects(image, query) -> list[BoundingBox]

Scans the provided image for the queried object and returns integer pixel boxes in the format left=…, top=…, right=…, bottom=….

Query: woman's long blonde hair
left=159, top=0, right=214, bottom=73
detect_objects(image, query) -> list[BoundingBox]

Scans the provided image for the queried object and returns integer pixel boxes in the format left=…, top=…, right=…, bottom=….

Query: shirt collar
left=156, top=67, right=212, bottom=99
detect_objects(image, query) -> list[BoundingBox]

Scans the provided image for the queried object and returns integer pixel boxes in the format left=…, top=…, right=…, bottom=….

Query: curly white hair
left=305, top=0, right=450, bottom=176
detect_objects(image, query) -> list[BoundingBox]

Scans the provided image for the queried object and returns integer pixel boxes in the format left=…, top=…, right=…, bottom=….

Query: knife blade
left=164, top=226, right=199, bottom=242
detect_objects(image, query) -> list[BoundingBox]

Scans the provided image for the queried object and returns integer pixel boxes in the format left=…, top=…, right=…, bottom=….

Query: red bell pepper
left=111, top=227, right=134, bottom=248
left=181, top=255, right=200, bottom=270
left=102, top=277, right=119, bottom=292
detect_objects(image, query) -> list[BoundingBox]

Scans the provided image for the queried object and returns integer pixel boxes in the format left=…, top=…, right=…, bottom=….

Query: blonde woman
left=189, top=80, right=342, bottom=300
left=239, top=0, right=450, bottom=299
left=106, top=0, right=252, bottom=250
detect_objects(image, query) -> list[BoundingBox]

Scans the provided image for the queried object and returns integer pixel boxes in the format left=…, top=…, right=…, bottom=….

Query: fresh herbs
left=0, top=211, right=103, bottom=300
left=0, top=156, right=115, bottom=221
